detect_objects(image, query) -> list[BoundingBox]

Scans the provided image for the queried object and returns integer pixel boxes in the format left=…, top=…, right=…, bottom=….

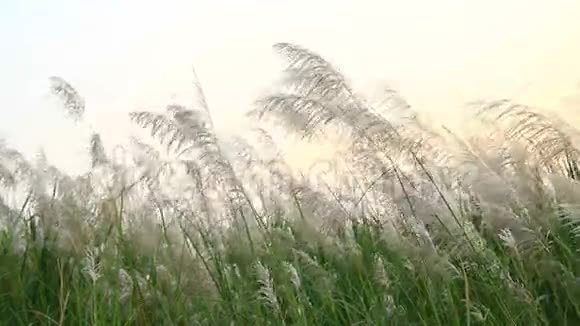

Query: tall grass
left=1, top=43, right=580, bottom=325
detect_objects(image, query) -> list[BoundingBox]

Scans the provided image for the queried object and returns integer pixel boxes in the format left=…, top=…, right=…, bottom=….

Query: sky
left=1, top=0, right=580, bottom=174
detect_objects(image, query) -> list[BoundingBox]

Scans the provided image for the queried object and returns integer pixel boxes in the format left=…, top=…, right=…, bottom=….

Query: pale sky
left=1, top=0, right=580, bottom=174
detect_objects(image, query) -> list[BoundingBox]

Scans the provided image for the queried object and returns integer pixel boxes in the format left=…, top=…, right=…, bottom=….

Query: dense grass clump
left=2, top=209, right=580, bottom=325
left=2, top=43, right=580, bottom=325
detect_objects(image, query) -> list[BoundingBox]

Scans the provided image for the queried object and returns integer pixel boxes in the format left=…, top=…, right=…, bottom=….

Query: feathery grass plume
left=130, top=136, right=161, bottom=166
left=371, top=86, right=413, bottom=118
left=131, top=100, right=258, bottom=226
left=253, top=43, right=473, bottom=244
left=442, top=127, right=515, bottom=194
left=291, top=248, right=335, bottom=295
left=498, top=227, right=517, bottom=250
left=252, top=43, right=390, bottom=143
left=546, top=173, right=580, bottom=205
left=282, top=261, right=302, bottom=291
left=254, top=260, right=281, bottom=314
left=89, top=133, right=109, bottom=168
left=130, top=111, right=185, bottom=154
left=290, top=182, right=351, bottom=233
left=373, top=88, right=455, bottom=168
left=475, top=100, right=580, bottom=179
left=408, top=218, right=436, bottom=252
left=373, top=253, right=402, bottom=317
left=0, top=161, right=15, bottom=187
left=130, top=111, right=211, bottom=206
left=224, top=134, right=276, bottom=211
left=163, top=81, right=238, bottom=189
left=0, top=139, right=31, bottom=188
left=557, top=204, right=580, bottom=244
left=82, top=247, right=102, bottom=284
left=260, top=43, right=438, bottom=171
left=373, top=254, right=391, bottom=290
left=128, top=136, right=176, bottom=194
left=49, top=76, right=86, bottom=122
left=118, top=268, right=134, bottom=303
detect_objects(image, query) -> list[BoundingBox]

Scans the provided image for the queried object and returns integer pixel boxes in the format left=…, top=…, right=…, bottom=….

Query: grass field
left=1, top=43, right=580, bottom=325
left=2, top=205, right=580, bottom=325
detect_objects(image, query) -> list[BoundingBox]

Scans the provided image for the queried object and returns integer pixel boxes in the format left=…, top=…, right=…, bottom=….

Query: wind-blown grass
left=1, top=204, right=580, bottom=325
left=1, top=43, right=580, bottom=325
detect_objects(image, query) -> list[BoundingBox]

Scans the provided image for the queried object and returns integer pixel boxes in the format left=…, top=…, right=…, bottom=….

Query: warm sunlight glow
left=1, top=1, right=580, bottom=172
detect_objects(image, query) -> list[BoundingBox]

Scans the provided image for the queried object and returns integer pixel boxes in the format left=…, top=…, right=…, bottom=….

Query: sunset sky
left=1, top=0, right=580, bottom=174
